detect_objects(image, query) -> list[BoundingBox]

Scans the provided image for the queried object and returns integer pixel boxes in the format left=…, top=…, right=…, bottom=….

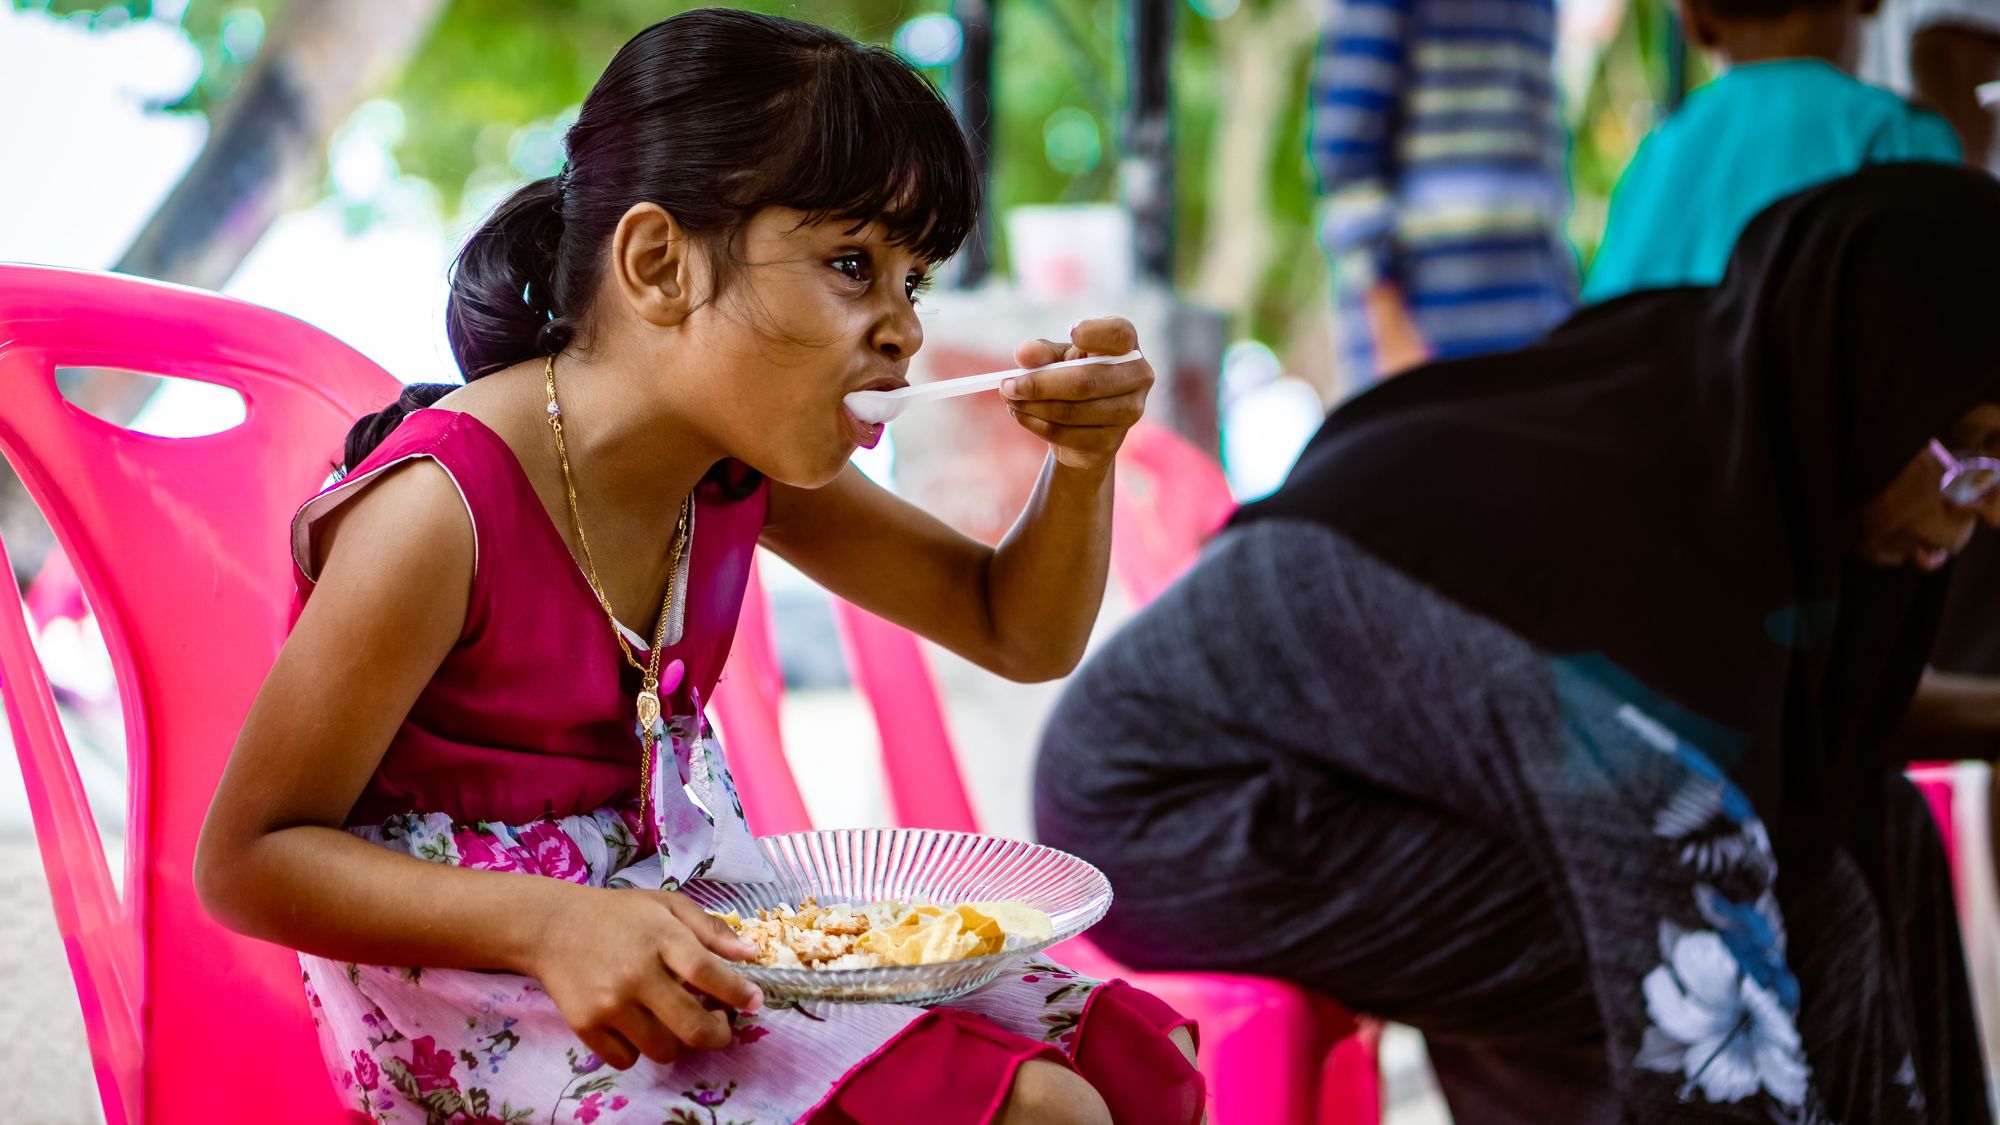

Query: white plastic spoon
left=844, top=349, right=1146, bottom=425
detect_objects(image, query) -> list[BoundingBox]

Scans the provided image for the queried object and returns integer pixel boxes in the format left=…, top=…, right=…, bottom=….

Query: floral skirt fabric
left=303, top=807, right=1198, bottom=1125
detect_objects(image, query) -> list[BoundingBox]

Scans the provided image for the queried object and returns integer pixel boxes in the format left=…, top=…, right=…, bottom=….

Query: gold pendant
left=636, top=688, right=661, bottom=732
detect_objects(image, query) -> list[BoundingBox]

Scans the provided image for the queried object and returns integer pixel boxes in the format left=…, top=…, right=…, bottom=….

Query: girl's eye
left=831, top=256, right=868, bottom=283
left=907, top=273, right=934, bottom=303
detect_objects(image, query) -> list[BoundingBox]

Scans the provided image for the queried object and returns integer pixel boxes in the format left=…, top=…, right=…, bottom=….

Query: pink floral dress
left=287, top=410, right=1202, bottom=1125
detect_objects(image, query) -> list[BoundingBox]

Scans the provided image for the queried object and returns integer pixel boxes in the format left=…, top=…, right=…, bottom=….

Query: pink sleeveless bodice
left=288, top=408, right=767, bottom=826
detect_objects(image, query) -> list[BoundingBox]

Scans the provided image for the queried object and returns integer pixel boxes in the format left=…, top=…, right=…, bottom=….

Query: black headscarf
left=1239, top=163, right=2000, bottom=862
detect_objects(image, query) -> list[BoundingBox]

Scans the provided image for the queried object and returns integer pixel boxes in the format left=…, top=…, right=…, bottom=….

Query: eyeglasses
left=1929, top=440, right=2000, bottom=506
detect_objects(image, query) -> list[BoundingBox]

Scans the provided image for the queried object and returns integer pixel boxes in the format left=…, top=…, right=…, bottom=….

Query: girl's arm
left=760, top=317, right=1152, bottom=682
left=195, top=461, right=758, bottom=1070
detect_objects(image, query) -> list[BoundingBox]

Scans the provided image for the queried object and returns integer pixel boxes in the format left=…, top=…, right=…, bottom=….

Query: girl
left=194, top=10, right=1201, bottom=1124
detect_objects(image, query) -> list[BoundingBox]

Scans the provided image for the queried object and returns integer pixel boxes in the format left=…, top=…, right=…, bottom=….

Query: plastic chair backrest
left=829, top=596, right=979, bottom=832
left=814, top=431, right=1378, bottom=1123
left=1110, top=422, right=1238, bottom=605
left=0, top=264, right=402, bottom=1124
left=707, top=560, right=814, bottom=836
left=713, top=421, right=1240, bottom=833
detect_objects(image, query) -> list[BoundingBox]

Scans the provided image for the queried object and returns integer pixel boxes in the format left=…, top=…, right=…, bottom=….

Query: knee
left=995, top=1059, right=1113, bottom=1125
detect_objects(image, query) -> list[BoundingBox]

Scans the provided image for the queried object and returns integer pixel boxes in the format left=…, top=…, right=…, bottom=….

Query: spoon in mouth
left=844, top=350, right=1145, bottom=425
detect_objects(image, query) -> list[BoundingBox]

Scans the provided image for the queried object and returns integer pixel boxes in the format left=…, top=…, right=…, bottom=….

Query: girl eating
left=194, top=10, right=1200, bottom=1123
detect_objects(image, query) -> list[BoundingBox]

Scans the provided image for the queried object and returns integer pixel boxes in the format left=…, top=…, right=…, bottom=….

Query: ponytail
left=445, top=175, right=574, bottom=380
left=340, top=176, right=573, bottom=474
left=337, top=383, right=457, bottom=477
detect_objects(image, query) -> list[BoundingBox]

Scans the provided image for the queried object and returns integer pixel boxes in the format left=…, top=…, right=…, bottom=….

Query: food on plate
left=713, top=896, right=1054, bottom=970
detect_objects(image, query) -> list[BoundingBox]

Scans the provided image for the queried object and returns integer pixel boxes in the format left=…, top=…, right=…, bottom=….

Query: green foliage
left=1254, top=27, right=1327, bottom=345
left=389, top=0, right=924, bottom=213
left=10, top=0, right=284, bottom=111
left=10, top=0, right=151, bottom=23
left=1565, top=0, right=1713, bottom=267
left=164, top=0, right=283, bottom=111
left=380, top=0, right=1308, bottom=329
left=17, top=0, right=1358, bottom=350
left=981, top=0, right=1324, bottom=345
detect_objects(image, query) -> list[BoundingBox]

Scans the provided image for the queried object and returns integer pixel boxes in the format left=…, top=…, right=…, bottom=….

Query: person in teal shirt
left=1584, top=0, right=1961, bottom=303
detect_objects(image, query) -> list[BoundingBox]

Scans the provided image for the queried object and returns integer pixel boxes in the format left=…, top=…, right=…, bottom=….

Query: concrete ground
left=0, top=782, right=105, bottom=1123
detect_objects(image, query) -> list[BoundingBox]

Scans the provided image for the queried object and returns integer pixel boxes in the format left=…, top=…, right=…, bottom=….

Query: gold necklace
left=544, top=355, right=692, bottom=831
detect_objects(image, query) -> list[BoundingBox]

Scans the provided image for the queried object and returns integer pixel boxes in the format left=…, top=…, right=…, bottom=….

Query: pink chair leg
left=1050, top=936, right=1340, bottom=1124
left=1910, top=763, right=1959, bottom=875
left=1318, top=1021, right=1384, bottom=1125
left=830, top=598, right=980, bottom=833
left=1146, top=972, right=1325, bottom=1124
left=709, top=558, right=813, bottom=836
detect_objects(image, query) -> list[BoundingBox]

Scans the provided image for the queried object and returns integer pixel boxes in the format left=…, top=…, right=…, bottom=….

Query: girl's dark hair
left=340, top=382, right=458, bottom=479
left=341, top=8, right=980, bottom=478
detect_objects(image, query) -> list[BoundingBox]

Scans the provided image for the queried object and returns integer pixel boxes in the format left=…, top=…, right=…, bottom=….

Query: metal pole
left=951, top=0, right=995, bottom=287
left=1125, top=0, right=1175, bottom=286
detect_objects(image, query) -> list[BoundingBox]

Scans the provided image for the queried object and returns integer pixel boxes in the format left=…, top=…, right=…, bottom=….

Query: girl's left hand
left=1004, top=317, right=1154, bottom=472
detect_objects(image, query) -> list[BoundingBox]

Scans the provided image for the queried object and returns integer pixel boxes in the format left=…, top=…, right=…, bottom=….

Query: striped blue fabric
left=1311, top=0, right=1576, bottom=386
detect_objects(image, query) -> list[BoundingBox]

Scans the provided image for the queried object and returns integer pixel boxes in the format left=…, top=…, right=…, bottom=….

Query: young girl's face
left=682, top=207, right=933, bottom=487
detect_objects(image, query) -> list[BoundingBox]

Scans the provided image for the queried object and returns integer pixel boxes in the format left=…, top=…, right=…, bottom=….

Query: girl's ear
left=611, top=203, right=699, bottom=327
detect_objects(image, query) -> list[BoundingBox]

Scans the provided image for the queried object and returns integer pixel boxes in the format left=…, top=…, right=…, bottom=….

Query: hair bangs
left=743, top=43, right=979, bottom=266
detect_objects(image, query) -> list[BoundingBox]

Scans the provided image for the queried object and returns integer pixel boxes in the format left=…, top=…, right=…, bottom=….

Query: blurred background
left=0, top=0, right=1701, bottom=1118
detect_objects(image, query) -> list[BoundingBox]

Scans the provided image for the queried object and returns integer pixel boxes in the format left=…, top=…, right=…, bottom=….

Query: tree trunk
left=1186, top=0, right=1319, bottom=317
left=120, top=0, right=447, bottom=288
left=77, top=0, right=448, bottom=423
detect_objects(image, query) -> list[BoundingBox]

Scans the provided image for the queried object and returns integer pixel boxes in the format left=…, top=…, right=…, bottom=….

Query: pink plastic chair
left=26, top=548, right=88, bottom=635
left=1909, top=761, right=1961, bottom=874
left=0, top=264, right=396, bottom=1124
left=825, top=600, right=1375, bottom=1125
left=1109, top=422, right=1240, bottom=605
left=708, top=560, right=815, bottom=837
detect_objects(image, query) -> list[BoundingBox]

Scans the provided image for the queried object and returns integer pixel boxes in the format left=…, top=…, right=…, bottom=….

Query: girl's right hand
left=528, top=885, right=765, bottom=1069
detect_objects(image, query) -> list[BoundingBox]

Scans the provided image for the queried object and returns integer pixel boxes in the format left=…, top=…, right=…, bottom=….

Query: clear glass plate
left=680, top=828, right=1112, bottom=1005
